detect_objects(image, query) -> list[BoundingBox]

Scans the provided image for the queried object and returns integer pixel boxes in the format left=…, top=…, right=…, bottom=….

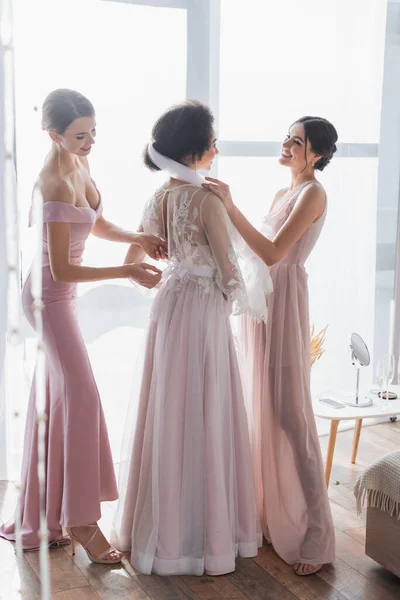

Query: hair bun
left=315, top=154, right=333, bottom=172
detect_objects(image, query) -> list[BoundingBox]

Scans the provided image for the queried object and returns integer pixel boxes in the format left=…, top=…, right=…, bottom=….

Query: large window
left=217, top=0, right=387, bottom=399
left=4, top=0, right=390, bottom=475
left=219, top=0, right=386, bottom=143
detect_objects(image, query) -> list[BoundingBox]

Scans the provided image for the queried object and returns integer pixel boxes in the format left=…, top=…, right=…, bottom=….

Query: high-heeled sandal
left=66, top=525, right=122, bottom=565
left=294, top=563, right=322, bottom=576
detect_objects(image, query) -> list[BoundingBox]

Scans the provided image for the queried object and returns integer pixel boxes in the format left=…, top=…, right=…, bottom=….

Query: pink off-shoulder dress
left=0, top=199, right=118, bottom=549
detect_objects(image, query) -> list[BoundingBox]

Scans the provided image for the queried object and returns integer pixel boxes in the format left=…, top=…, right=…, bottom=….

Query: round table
left=314, top=385, right=400, bottom=486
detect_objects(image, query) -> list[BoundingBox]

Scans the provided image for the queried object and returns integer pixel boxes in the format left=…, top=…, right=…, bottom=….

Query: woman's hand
left=136, top=233, right=168, bottom=260
left=126, top=263, right=162, bottom=289
left=202, top=177, right=235, bottom=215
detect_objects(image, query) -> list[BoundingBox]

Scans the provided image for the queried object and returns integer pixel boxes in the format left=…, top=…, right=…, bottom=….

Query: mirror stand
left=343, top=343, right=373, bottom=408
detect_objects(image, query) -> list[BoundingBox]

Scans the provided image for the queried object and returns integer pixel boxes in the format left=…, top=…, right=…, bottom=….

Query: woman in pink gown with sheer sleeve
left=0, top=89, right=165, bottom=563
left=203, top=116, right=338, bottom=576
left=112, top=101, right=268, bottom=576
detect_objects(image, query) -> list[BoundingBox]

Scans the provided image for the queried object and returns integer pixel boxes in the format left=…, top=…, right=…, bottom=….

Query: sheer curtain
left=4, top=0, right=187, bottom=476
left=0, top=1, right=26, bottom=483
left=0, top=30, right=7, bottom=479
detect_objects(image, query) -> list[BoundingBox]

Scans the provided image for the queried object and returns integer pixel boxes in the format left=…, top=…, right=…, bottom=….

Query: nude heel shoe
left=66, top=525, right=122, bottom=565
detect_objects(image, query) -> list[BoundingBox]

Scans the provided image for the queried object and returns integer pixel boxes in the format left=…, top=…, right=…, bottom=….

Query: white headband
left=147, top=142, right=206, bottom=187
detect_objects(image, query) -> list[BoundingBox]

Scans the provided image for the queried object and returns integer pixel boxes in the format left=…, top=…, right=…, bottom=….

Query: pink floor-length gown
left=112, top=184, right=262, bottom=576
left=0, top=199, right=118, bottom=550
left=241, top=181, right=335, bottom=566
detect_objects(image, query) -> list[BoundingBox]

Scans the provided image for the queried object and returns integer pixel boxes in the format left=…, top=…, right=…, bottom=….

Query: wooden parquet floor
left=1, top=421, right=399, bottom=599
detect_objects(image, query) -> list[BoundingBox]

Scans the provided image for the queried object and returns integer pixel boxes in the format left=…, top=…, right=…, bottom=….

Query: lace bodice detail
left=141, top=184, right=248, bottom=313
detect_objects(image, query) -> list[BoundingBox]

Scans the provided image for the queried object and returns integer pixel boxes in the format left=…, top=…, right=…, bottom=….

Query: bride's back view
left=112, top=101, right=263, bottom=576
left=143, top=182, right=249, bottom=311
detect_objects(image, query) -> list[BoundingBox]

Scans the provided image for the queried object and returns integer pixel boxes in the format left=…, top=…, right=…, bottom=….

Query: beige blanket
left=354, top=450, right=400, bottom=520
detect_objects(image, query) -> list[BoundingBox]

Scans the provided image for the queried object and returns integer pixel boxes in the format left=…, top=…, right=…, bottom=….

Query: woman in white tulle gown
left=112, top=101, right=270, bottom=576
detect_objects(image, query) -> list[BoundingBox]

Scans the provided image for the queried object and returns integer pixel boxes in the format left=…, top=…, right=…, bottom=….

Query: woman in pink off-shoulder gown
left=112, top=101, right=270, bottom=576
left=0, top=89, right=165, bottom=562
left=204, top=116, right=338, bottom=576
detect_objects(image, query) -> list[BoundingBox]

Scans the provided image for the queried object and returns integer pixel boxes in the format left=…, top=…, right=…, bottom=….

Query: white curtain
left=0, top=28, right=8, bottom=480
left=0, top=0, right=27, bottom=482
left=5, top=0, right=188, bottom=475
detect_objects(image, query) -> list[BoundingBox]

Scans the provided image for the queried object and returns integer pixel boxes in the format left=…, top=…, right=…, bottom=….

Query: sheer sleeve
left=140, top=189, right=166, bottom=237
left=200, top=193, right=248, bottom=314
left=129, top=190, right=168, bottom=299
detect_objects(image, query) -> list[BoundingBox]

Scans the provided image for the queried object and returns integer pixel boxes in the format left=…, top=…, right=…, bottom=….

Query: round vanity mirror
left=344, top=333, right=372, bottom=407
left=350, top=333, right=370, bottom=368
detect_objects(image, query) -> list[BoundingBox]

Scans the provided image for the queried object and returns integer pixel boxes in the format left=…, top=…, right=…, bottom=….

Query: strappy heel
left=66, top=524, right=122, bottom=565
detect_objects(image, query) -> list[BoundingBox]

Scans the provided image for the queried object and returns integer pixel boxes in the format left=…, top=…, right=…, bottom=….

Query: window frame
left=107, top=0, right=396, bottom=369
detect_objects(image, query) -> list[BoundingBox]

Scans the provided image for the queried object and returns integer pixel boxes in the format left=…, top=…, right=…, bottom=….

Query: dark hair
left=293, top=116, right=338, bottom=171
left=144, top=100, right=215, bottom=171
left=41, top=89, right=95, bottom=134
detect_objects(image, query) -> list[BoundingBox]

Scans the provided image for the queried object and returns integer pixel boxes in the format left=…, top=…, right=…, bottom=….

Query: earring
left=57, top=143, right=61, bottom=169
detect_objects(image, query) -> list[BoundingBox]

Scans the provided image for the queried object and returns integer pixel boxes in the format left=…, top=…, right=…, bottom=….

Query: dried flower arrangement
left=311, top=324, right=328, bottom=368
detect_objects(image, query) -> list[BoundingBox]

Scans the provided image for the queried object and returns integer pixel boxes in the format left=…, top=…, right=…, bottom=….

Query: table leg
left=325, top=420, right=340, bottom=488
left=351, top=418, right=363, bottom=464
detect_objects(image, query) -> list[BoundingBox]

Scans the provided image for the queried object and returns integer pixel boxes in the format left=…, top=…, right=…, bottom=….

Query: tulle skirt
left=112, top=275, right=262, bottom=575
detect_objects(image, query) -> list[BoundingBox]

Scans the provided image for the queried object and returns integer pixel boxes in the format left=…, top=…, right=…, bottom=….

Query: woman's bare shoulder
left=294, top=181, right=326, bottom=221
left=37, top=170, right=75, bottom=205
left=299, top=181, right=326, bottom=203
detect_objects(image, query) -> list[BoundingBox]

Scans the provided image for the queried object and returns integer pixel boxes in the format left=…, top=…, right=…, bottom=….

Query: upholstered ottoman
left=354, top=450, right=400, bottom=578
